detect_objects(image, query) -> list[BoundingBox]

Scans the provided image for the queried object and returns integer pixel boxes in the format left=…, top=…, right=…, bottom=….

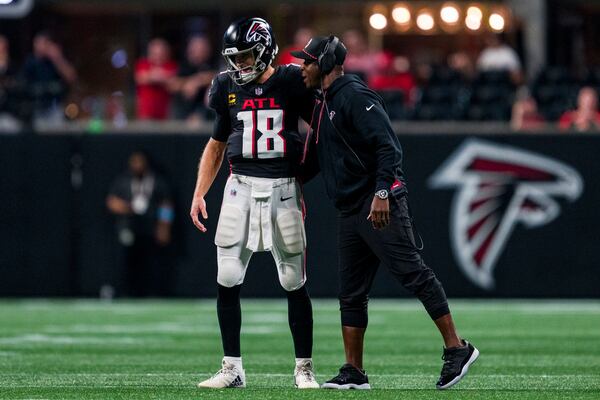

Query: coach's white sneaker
left=197, top=359, right=246, bottom=389
left=294, top=359, right=320, bottom=389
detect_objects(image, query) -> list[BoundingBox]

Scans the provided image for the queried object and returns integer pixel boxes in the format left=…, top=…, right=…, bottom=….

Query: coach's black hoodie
left=302, top=74, right=406, bottom=215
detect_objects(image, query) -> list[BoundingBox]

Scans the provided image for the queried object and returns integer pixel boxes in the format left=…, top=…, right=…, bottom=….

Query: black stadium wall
left=1, top=133, right=599, bottom=298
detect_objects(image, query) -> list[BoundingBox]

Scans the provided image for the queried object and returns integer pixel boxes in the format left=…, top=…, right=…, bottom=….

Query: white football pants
left=214, top=174, right=307, bottom=291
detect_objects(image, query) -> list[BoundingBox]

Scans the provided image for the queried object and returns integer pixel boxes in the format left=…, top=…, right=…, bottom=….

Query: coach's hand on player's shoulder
left=190, top=195, right=208, bottom=233
left=367, top=197, right=390, bottom=230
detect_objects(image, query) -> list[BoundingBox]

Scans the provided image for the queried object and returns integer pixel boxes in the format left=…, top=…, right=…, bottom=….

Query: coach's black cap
left=290, top=36, right=347, bottom=65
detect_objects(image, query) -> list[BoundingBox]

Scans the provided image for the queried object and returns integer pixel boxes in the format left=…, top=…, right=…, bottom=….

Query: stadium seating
left=377, top=89, right=407, bottom=120
left=411, top=66, right=470, bottom=121
left=532, top=66, right=579, bottom=121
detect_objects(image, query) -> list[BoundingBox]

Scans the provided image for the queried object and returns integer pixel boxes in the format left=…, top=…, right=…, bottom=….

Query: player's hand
left=367, top=197, right=390, bottom=230
left=190, top=194, right=208, bottom=232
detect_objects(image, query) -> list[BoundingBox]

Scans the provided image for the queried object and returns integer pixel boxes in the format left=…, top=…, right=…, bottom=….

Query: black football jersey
left=208, top=64, right=314, bottom=178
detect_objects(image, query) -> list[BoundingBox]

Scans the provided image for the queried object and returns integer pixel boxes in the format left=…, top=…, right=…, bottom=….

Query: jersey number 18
left=237, top=110, right=286, bottom=159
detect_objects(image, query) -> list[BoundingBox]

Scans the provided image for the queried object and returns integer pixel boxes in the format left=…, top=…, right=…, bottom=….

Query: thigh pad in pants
left=275, top=209, right=306, bottom=255
left=214, top=204, right=244, bottom=248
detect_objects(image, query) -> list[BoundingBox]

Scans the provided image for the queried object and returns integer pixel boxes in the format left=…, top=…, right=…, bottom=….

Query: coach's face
left=301, top=60, right=321, bottom=89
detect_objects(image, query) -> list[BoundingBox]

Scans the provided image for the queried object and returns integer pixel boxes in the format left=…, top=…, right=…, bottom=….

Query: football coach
left=294, top=36, right=479, bottom=390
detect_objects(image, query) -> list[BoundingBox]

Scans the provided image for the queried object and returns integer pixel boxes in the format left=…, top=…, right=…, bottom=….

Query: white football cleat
left=294, top=359, right=320, bottom=389
left=197, top=359, right=246, bottom=389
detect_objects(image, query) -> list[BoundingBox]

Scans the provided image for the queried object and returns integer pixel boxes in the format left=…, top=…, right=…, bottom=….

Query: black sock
left=286, top=285, right=313, bottom=358
left=217, top=284, right=242, bottom=357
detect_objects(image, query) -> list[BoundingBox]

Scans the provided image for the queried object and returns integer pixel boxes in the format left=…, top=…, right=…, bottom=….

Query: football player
left=189, top=17, right=318, bottom=389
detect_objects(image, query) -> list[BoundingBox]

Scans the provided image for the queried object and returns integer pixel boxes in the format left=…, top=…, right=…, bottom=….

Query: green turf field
left=0, top=299, right=599, bottom=399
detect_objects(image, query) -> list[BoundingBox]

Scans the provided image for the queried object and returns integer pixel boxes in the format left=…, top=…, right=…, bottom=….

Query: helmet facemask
left=222, top=43, right=275, bottom=85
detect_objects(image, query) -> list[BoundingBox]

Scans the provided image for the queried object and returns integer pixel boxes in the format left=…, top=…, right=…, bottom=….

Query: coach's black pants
left=338, top=193, right=450, bottom=328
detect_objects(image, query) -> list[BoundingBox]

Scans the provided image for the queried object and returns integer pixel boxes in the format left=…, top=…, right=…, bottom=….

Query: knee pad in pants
left=217, top=256, right=246, bottom=288
left=277, top=261, right=306, bottom=292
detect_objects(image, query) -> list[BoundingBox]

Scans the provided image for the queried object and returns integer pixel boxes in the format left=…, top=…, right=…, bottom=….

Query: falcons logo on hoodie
left=429, top=139, right=583, bottom=290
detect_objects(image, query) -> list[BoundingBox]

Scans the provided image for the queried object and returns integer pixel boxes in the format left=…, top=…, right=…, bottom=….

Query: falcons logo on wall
left=429, top=139, right=583, bottom=290
left=246, top=21, right=272, bottom=46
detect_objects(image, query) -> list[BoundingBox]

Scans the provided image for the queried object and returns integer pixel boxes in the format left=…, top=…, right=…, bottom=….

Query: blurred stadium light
left=489, top=12, right=505, bottom=31
left=415, top=10, right=435, bottom=32
left=465, top=11, right=483, bottom=30
left=0, top=0, right=33, bottom=17
left=392, top=3, right=411, bottom=25
left=440, top=3, right=460, bottom=25
left=466, top=5, right=483, bottom=20
left=369, top=12, right=387, bottom=30
left=367, top=2, right=513, bottom=34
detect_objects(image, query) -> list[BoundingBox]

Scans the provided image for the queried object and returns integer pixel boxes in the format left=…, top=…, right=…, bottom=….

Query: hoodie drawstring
left=315, top=98, right=326, bottom=144
left=301, top=99, right=320, bottom=164
left=301, top=91, right=327, bottom=164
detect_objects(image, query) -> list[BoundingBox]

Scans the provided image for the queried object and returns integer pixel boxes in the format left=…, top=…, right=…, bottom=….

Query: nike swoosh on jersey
left=280, top=196, right=293, bottom=201
left=366, top=104, right=375, bottom=111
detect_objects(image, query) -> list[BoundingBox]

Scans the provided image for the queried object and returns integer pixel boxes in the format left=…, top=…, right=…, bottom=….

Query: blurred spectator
left=169, top=35, right=215, bottom=125
left=0, top=34, right=22, bottom=131
left=368, top=53, right=416, bottom=101
left=134, top=38, right=177, bottom=120
left=413, top=61, right=434, bottom=86
left=279, top=27, right=313, bottom=65
left=476, top=34, right=522, bottom=85
left=448, top=51, right=476, bottom=81
left=558, top=86, right=600, bottom=132
left=106, top=151, right=174, bottom=297
left=511, top=88, right=546, bottom=131
left=342, top=29, right=387, bottom=82
left=0, top=35, right=17, bottom=83
left=22, top=31, right=77, bottom=124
